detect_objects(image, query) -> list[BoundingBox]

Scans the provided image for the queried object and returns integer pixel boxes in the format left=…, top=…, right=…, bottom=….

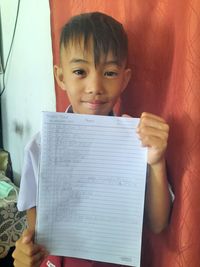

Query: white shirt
left=17, top=132, right=41, bottom=211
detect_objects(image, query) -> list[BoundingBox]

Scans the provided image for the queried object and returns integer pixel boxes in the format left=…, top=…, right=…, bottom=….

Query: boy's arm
left=145, top=160, right=171, bottom=233
left=136, top=112, right=172, bottom=233
left=27, top=207, right=37, bottom=230
left=12, top=207, right=47, bottom=267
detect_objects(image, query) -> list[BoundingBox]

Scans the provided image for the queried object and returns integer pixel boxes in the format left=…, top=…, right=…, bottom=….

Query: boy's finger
left=138, top=126, right=169, bottom=140
left=139, top=118, right=169, bottom=132
left=15, top=238, right=44, bottom=258
left=13, top=259, right=42, bottom=267
left=13, top=245, right=46, bottom=266
left=140, top=135, right=167, bottom=149
left=13, top=259, right=27, bottom=267
left=122, top=114, right=131, bottom=118
left=141, top=112, right=166, bottom=122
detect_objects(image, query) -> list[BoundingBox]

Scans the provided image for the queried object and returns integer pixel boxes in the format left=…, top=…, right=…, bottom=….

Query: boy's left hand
left=136, top=112, right=169, bottom=165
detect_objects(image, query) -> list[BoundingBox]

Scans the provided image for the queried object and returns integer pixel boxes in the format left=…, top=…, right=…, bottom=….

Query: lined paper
left=36, top=112, right=147, bottom=267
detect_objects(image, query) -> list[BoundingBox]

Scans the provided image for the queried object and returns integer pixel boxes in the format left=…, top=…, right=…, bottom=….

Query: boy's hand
left=136, top=112, right=169, bottom=165
left=12, top=228, right=47, bottom=267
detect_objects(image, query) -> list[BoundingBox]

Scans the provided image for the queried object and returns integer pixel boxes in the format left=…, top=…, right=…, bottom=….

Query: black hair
left=60, top=12, right=128, bottom=65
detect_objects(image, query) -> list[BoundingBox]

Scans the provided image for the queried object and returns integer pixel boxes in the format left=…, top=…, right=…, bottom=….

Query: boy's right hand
left=12, top=228, right=47, bottom=267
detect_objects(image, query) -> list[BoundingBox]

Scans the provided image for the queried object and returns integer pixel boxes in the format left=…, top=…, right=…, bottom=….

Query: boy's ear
left=121, top=68, right=132, bottom=93
left=54, top=65, right=66, bottom=91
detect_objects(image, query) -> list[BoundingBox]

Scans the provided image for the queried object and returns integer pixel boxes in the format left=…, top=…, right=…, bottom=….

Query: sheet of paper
left=36, top=112, right=147, bottom=267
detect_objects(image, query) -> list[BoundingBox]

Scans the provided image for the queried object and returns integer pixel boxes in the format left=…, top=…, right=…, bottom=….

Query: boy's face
left=54, top=39, right=131, bottom=115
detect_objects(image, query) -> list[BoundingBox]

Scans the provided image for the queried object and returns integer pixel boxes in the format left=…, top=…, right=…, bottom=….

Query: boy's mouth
left=82, top=100, right=107, bottom=110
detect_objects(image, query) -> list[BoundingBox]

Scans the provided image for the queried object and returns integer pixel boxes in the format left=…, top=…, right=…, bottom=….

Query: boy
left=13, top=12, right=171, bottom=267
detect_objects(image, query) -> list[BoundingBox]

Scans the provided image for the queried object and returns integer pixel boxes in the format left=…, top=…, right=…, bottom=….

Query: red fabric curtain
left=49, top=1, right=200, bottom=266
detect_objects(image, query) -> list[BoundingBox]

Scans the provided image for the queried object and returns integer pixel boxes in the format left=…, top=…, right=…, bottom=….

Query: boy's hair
left=60, top=12, right=128, bottom=65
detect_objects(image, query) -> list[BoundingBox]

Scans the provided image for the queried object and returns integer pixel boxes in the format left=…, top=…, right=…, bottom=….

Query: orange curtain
left=50, top=1, right=200, bottom=266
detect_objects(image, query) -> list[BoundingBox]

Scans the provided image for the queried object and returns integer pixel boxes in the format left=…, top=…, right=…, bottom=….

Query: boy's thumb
left=122, top=114, right=131, bottom=118
left=22, top=228, right=35, bottom=244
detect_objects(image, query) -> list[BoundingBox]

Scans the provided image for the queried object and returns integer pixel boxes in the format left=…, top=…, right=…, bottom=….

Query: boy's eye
left=73, top=69, right=86, bottom=76
left=104, top=71, right=118, bottom=77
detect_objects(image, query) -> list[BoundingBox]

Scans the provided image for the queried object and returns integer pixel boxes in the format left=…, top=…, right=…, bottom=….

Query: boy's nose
left=85, top=75, right=104, bottom=95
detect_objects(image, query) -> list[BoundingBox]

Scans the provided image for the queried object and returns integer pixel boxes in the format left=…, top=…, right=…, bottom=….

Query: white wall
left=0, top=0, right=56, bottom=184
